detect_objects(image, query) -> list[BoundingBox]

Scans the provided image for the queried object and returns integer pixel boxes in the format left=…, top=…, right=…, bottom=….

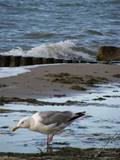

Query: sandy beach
left=0, top=64, right=120, bottom=159
left=0, top=64, right=120, bottom=98
left=0, top=0, right=120, bottom=158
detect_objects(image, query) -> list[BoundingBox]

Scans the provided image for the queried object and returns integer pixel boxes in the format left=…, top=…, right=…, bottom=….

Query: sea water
left=0, top=83, right=120, bottom=153
left=0, top=0, right=120, bottom=60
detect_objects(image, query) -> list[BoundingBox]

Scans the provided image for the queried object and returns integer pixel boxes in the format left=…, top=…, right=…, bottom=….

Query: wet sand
left=0, top=148, right=120, bottom=160
left=0, top=64, right=120, bottom=159
left=0, top=64, right=120, bottom=98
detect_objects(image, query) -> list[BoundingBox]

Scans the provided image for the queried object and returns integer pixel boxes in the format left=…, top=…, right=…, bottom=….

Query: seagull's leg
left=47, top=134, right=49, bottom=145
left=47, top=134, right=53, bottom=154
left=49, top=134, right=54, bottom=143
left=47, top=134, right=54, bottom=145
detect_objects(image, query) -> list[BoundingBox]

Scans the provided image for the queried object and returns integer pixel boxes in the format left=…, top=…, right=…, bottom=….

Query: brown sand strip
left=0, top=64, right=120, bottom=98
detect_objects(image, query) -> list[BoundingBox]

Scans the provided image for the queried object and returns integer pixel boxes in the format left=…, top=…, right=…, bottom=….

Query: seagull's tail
left=68, top=111, right=86, bottom=122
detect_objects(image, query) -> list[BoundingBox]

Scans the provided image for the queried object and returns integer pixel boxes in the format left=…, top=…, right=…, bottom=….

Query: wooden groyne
left=1, top=55, right=119, bottom=67
left=0, top=55, right=81, bottom=67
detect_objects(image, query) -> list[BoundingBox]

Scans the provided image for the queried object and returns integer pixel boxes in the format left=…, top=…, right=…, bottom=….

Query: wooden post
left=15, top=56, right=21, bottom=66
left=42, top=58, right=48, bottom=64
left=0, top=55, right=5, bottom=67
left=20, top=57, right=33, bottom=66
left=25, top=57, right=33, bottom=66
left=54, top=59, right=64, bottom=63
left=67, top=60, right=73, bottom=63
left=9, top=56, right=21, bottom=67
left=46, top=58, right=55, bottom=64
left=4, top=56, right=11, bottom=66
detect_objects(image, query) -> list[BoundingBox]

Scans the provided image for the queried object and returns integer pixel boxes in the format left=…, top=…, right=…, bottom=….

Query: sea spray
left=0, top=40, right=94, bottom=61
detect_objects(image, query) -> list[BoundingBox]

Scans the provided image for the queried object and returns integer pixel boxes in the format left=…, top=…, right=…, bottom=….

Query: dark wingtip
left=68, top=111, right=86, bottom=122
left=77, top=111, right=86, bottom=117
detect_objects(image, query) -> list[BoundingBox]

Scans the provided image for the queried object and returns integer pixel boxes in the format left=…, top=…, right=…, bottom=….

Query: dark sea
left=0, top=0, right=120, bottom=60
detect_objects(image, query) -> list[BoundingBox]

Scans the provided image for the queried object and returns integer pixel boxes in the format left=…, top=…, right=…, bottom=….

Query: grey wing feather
left=39, top=111, right=73, bottom=126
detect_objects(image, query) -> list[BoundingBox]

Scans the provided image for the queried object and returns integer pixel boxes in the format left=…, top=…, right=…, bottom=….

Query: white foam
left=0, top=64, right=64, bottom=78
left=0, top=40, right=94, bottom=61
left=0, top=67, right=30, bottom=78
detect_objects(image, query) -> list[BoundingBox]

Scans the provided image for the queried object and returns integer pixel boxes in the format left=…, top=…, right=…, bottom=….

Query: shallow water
left=0, top=64, right=60, bottom=78
left=0, top=0, right=120, bottom=60
left=0, top=83, right=120, bottom=153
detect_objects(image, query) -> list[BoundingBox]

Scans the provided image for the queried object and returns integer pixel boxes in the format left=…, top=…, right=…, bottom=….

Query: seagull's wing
left=39, top=111, right=73, bottom=126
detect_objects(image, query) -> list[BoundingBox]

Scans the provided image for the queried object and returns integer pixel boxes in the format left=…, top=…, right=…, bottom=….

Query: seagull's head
left=12, top=116, right=30, bottom=132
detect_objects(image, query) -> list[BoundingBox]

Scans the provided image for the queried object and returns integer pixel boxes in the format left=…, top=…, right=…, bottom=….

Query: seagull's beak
left=12, top=126, right=19, bottom=132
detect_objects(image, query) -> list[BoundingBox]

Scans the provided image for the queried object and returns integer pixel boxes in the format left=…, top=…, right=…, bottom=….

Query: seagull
left=12, top=111, right=85, bottom=145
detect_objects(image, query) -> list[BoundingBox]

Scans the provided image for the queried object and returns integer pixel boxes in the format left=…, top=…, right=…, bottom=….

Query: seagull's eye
left=21, top=121, right=24, bottom=124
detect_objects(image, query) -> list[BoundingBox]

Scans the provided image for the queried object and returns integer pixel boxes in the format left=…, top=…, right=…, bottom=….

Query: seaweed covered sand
left=0, top=64, right=120, bottom=98
left=0, top=64, right=120, bottom=159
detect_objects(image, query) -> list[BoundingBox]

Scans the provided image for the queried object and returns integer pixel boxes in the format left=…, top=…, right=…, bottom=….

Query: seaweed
left=0, top=148, right=120, bottom=160
left=71, top=85, right=86, bottom=91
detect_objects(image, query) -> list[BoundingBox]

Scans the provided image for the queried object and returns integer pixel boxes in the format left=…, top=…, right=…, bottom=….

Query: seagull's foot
left=47, top=144, right=53, bottom=154
left=46, top=134, right=54, bottom=154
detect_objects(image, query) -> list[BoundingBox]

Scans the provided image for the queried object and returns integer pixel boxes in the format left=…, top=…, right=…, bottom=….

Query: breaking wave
left=0, top=40, right=94, bottom=61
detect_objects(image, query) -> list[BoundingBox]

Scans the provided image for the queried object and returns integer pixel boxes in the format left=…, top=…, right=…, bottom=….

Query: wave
left=0, top=40, right=94, bottom=61
left=23, top=32, right=57, bottom=39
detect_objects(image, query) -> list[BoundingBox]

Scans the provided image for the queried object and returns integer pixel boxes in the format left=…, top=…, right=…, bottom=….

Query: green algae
left=45, top=73, right=108, bottom=88
left=0, top=96, right=85, bottom=106
left=113, top=74, right=120, bottom=78
left=71, top=85, right=86, bottom=91
left=93, top=97, right=106, bottom=101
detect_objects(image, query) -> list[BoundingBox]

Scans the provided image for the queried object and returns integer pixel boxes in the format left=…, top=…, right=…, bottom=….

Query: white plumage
left=12, top=111, right=85, bottom=144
